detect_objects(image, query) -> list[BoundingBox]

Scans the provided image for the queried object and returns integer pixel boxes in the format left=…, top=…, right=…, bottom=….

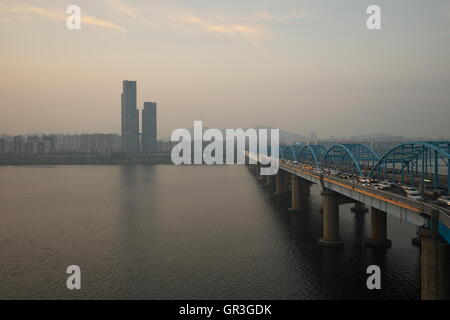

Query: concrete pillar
left=256, top=165, right=266, bottom=182
left=411, top=237, right=421, bottom=247
left=255, top=163, right=260, bottom=176
left=288, top=176, right=307, bottom=212
left=304, top=183, right=311, bottom=196
left=365, top=207, right=392, bottom=247
left=318, top=189, right=343, bottom=247
left=265, top=174, right=274, bottom=187
left=420, top=228, right=450, bottom=300
left=273, top=172, right=284, bottom=196
left=284, top=173, right=291, bottom=190
left=351, top=201, right=368, bottom=214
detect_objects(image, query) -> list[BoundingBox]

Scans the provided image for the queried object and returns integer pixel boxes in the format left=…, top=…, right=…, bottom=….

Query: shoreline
left=0, top=154, right=173, bottom=166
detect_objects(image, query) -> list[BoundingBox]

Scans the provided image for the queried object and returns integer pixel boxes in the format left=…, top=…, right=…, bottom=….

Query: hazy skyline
left=1, top=0, right=450, bottom=139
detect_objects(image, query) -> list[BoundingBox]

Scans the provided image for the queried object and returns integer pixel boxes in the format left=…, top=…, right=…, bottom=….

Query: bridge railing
left=276, top=142, right=449, bottom=192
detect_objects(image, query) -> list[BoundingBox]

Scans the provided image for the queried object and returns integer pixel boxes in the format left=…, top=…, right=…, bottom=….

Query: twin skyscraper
left=121, top=80, right=157, bottom=154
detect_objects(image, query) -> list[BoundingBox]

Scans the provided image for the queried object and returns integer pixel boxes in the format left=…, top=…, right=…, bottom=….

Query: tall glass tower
left=121, top=80, right=139, bottom=154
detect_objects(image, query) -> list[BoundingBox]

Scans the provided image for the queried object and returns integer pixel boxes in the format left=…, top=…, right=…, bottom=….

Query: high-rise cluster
left=121, top=80, right=157, bottom=154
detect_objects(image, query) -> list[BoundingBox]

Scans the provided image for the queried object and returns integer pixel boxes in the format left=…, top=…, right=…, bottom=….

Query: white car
left=406, top=191, right=423, bottom=201
left=377, top=183, right=391, bottom=190
left=437, top=196, right=450, bottom=206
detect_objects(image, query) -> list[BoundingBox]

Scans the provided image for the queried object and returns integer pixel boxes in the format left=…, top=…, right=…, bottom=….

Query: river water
left=0, top=165, right=420, bottom=299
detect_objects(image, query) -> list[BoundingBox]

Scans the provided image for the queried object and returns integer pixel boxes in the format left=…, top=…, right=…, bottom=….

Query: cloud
left=0, top=3, right=125, bottom=32
left=184, top=16, right=263, bottom=38
left=103, top=0, right=264, bottom=39
left=250, top=10, right=308, bottom=23
left=82, top=15, right=125, bottom=32
left=102, top=0, right=305, bottom=39
left=104, top=0, right=151, bottom=25
left=0, top=0, right=305, bottom=38
left=178, top=10, right=307, bottom=38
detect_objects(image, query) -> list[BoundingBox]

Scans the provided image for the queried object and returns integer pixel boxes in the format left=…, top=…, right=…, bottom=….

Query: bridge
left=245, top=141, right=450, bottom=300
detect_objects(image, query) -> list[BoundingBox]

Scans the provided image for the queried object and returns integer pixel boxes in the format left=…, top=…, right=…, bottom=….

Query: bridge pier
left=351, top=201, right=368, bottom=214
left=364, top=207, right=392, bottom=247
left=420, top=227, right=450, bottom=300
left=273, top=172, right=284, bottom=196
left=255, top=163, right=261, bottom=176
left=265, top=174, right=274, bottom=187
left=256, top=166, right=266, bottom=182
left=284, top=173, right=291, bottom=190
left=412, top=236, right=421, bottom=247
left=318, top=189, right=343, bottom=247
left=288, top=176, right=308, bottom=212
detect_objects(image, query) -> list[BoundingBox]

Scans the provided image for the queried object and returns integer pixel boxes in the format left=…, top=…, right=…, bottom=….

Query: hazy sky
left=1, top=0, right=449, bottom=139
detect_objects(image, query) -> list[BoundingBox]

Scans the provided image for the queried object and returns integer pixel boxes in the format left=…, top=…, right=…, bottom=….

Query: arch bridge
left=247, top=142, right=450, bottom=299
left=277, top=142, right=450, bottom=192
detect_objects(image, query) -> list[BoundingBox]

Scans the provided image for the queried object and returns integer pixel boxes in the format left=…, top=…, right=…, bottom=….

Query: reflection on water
left=0, top=165, right=420, bottom=299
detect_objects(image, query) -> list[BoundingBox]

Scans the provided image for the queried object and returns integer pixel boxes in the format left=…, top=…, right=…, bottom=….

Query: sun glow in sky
left=1, top=0, right=450, bottom=138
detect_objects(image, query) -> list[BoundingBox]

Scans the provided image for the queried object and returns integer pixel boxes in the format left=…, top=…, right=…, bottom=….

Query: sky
left=0, top=0, right=449, bottom=139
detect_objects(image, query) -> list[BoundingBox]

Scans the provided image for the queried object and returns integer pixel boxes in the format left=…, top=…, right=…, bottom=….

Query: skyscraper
left=121, top=80, right=139, bottom=153
left=142, top=102, right=157, bottom=153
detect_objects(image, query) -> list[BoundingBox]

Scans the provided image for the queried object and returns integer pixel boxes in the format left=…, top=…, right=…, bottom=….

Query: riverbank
left=0, top=153, right=172, bottom=165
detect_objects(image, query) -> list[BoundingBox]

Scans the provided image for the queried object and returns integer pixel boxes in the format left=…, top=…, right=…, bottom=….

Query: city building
left=157, top=140, right=175, bottom=153
left=0, top=81, right=165, bottom=157
left=13, top=136, right=24, bottom=155
left=0, top=134, right=121, bottom=156
left=142, top=102, right=157, bottom=153
left=121, top=80, right=139, bottom=154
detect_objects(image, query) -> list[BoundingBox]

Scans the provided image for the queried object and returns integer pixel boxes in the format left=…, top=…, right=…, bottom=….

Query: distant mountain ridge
left=182, top=126, right=308, bottom=145
left=164, top=126, right=443, bottom=143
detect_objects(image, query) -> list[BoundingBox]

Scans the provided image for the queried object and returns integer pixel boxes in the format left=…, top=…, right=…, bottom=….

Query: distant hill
left=182, top=126, right=308, bottom=145
left=166, top=127, right=442, bottom=144
left=346, top=133, right=406, bottom=141
left=254, top=126, right=309, bottom=144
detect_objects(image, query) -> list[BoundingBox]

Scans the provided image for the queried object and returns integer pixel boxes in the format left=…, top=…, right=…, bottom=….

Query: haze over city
left=1, top=0, right=450, bottom=138
left=2, top=0, right=450, bottom=304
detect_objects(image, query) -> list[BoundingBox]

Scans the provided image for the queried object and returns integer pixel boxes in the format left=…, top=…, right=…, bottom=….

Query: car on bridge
left=406, top=191, right=423, bottom=201
left=374, top=182, right=392, bottom=190
left=405, top=188, right=420, bottom=195
left=402, top=186, right=416, bottom=192
left=437, top=195, right=450, bottom=206
left=383, top=180, right=395, bottom=186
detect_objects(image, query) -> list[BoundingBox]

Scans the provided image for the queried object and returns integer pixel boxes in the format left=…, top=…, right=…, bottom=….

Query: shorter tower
left=142, top=102, right=157, bottom=153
